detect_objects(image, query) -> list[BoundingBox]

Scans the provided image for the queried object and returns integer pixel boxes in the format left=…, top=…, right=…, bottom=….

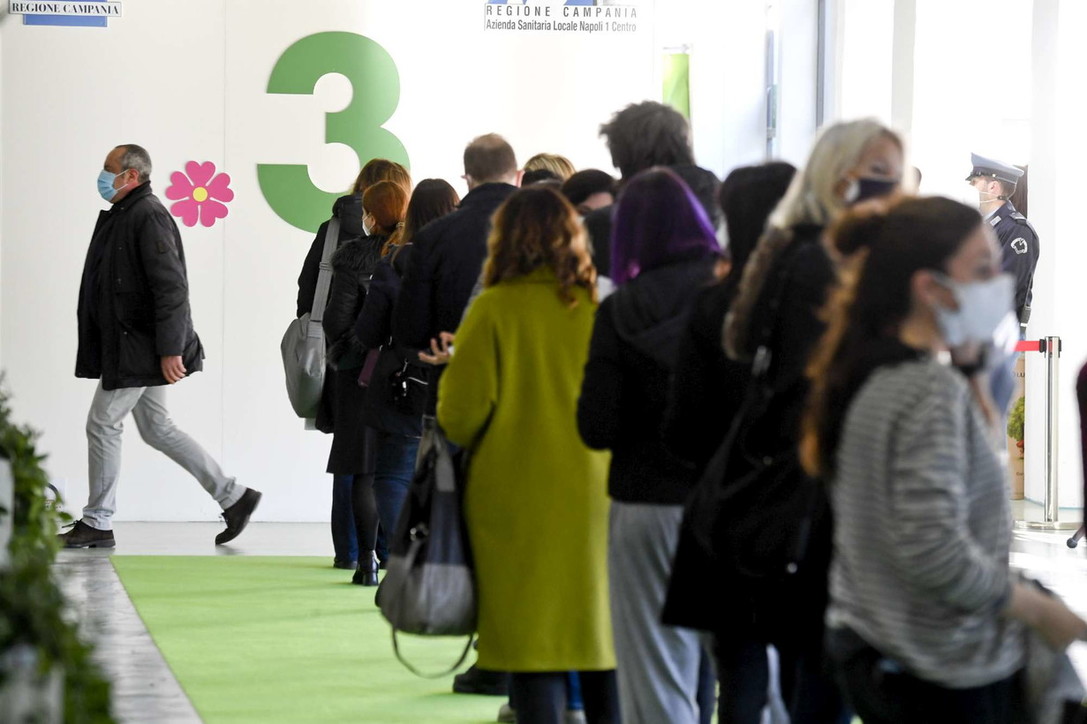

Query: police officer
left=966, top=153, right=1039, bottom=326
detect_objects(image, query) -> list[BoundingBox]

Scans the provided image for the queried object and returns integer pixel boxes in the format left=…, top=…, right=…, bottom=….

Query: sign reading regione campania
left=9, top=0, right=121, bottom=27
left=484, top=0, right=640, bottom=34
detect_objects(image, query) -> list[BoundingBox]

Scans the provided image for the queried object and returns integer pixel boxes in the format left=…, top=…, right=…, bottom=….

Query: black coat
left=392, top=183, right=517, bottom=349
left=76, top=183, right=204, bottom=390
left=321, top=236, right=384, bottom=474
left=577, top=257, right=719, bottom=505
left=690, top=222, right=836, bottom=649
left=356, top=245, right=428, bottom=437
left=662, top=279, right=750, bottom=468
left=392, top=182, right=516, bottom=412
left=296, top=193, right=365, bottom=318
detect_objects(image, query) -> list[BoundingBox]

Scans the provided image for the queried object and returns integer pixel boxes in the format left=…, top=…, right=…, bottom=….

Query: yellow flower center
left=193, top=187, right=209, bottom=203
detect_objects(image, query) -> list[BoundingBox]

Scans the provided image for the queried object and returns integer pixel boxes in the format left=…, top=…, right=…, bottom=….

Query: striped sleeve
left=885, top=379, right=1010, bottom=613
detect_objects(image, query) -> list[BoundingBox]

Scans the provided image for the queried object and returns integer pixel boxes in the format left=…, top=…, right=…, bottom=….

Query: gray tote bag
left=280, top=218, right=339, bottom=419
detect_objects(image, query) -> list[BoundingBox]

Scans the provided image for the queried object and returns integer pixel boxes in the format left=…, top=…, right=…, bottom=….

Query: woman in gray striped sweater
left=800, top=196, right=1085, bottom=722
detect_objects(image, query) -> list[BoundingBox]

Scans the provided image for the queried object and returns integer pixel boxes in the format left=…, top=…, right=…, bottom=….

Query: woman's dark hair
left=397, top=179, right=460, bottom=253
left=718, top=162, right=796, bottom=271
left=351, top=159, right=411, bottom=196
left=610, top=167, right=719, bottom=286
left=600, top=101, right=694, bottom=179
left=561, top=169, right=617, bottom=207
left=800, top=196, right=983, bottom=477
left=1008, top=164, right=1028, bottom=216
left=483, top=186, right=596, bottom=307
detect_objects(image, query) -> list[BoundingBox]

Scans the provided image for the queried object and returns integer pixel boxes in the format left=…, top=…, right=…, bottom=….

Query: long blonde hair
left=769, top=119, right=904, bottom=231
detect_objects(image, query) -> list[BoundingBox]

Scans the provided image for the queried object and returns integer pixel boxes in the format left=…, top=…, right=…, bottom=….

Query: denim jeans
left=331, top=474, right=358, bottom=564
left=373, top=432, right=419, bottom=539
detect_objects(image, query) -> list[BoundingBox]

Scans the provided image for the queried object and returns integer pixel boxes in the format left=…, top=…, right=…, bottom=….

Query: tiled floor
left=57, top=513, right=1087, bottom=723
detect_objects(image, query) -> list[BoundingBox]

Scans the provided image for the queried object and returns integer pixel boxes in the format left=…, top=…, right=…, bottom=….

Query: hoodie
left=577, top=256, right=718, bottom=504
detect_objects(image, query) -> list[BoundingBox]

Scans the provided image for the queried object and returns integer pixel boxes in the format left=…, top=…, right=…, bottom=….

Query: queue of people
left=65, top=97, right=1084, bottom=723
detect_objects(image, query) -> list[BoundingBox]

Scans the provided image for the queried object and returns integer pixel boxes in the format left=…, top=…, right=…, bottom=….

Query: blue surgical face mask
left=932, top=272, right=1015, bottom=347
left=98, top=168, right=132, bottom=202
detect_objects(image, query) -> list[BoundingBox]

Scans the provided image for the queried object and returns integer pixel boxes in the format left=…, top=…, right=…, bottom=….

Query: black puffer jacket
left=356, top=245, right=428, bottom=437
left=323, top=236, right=384, bottom=371
left=296, top=194, right=365, bottom=318
left=75, top=183, right=204, bottom=390
left=577, top=257, right=718, bottom=505
left=319, top=235, right=383, bottom=472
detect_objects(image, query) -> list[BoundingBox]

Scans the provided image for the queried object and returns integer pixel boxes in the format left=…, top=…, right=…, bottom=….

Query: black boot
left=352, top=551, right=379, bottom=586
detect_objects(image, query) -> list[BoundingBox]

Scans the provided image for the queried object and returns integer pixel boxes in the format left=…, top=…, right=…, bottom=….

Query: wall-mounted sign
left=484, top=0, right=641, bottom=34
left=8, top=0, right=121, bottom=27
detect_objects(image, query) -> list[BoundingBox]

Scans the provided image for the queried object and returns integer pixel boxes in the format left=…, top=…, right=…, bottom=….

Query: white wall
left=0, top=0, right=658, bottom=523
left=656, top=1, right=817, bottom=180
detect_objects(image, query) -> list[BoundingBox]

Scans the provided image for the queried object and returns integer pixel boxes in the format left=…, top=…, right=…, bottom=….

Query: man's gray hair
left=117, top=144, right=152, bottom=183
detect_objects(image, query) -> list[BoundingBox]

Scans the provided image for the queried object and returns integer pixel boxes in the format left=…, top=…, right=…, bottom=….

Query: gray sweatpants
left=83, top=381, right=242, bottom=530
left=609, top=501, right=705, bottom=724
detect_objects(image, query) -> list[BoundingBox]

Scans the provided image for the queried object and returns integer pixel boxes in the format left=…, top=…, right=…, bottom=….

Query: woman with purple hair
left=577, top=167, right=723, bottom=724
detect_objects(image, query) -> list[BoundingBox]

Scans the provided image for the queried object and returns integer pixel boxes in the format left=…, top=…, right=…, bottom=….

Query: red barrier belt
left=1016, top=340, right=1042, bottom=353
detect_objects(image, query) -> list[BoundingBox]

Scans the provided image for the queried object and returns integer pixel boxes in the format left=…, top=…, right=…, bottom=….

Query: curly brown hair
left=482, top=186, right=597, bottom=307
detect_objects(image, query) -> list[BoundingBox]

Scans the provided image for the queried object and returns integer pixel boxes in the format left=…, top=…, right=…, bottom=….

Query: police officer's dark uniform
left=967, top=153, right=1039, bottom=325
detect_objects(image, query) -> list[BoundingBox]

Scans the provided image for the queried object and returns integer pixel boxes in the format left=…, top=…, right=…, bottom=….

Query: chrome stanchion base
left=1013, top=520, right=1082, bottom=532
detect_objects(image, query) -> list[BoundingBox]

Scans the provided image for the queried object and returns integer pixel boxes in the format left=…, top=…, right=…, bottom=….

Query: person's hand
left=161, top=355, right=187, bottom=384
left=1007, top=582, right=1087, bottom=650
left=418, top=332, right=455, bottom=366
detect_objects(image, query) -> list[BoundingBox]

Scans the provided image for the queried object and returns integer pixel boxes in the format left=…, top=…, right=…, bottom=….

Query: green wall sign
left=258, top=32, right=409, bottom=233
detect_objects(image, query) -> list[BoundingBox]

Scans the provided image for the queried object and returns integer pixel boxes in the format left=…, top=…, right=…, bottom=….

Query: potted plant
left=0, top=382, right=113, bottom=722
left=1007, top=395, right=1026, bottom=500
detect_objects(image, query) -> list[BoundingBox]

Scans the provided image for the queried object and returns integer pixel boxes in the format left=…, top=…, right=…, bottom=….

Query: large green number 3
left=258, top=32, right=409, bottom=233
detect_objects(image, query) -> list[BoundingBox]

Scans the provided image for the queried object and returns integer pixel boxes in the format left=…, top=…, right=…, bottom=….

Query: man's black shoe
left=453, top=665, right=509, bottom=696
left=215, top=488, right=262, bottom=545
left=57, top=520, right=116, bottom=549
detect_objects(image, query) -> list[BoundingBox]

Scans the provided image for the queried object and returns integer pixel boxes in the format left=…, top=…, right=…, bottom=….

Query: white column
left=1024, top=0, right=1086, bottom=511
left=889, top=0, right=916, bottom=136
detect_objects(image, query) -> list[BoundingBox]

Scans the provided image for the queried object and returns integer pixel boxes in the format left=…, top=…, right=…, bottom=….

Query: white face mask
left=932, top=272, right=1015, bottom=347
left=362, top=214, right=374, bottom=237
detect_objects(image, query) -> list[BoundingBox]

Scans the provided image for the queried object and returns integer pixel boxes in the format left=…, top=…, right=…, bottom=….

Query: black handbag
left=375, top=417, right=476, bottom=677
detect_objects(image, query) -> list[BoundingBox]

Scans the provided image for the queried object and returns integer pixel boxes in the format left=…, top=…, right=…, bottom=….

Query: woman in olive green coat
left=437, top=186, right=617, bottom=723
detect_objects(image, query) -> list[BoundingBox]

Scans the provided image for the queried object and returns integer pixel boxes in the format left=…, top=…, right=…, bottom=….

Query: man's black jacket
left=76, top=183, right=204, bottom=390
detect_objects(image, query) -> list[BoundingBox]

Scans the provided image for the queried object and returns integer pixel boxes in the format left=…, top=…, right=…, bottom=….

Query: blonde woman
left=719, top=119, right=906, bottom=721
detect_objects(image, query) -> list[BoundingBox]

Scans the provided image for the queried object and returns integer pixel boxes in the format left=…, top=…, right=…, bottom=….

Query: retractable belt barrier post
left=1013, top=336, right=1082, bottom=533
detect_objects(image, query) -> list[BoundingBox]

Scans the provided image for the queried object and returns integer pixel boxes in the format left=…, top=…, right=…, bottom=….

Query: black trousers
left=509, top=671, right=620, bottom=724
left=828, top=627, right=1025, bottom=724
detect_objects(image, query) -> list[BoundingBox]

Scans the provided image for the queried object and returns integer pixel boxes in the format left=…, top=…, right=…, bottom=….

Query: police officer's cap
left=966, top=153, right=1023, bottom=185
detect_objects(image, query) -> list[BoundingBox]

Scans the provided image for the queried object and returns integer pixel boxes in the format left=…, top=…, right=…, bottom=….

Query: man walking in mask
left=62, top=143, right=261, bottom=549
left=967, top=153, right=1039, bottom=327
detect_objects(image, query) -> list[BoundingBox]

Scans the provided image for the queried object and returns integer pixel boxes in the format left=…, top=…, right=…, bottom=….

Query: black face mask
left=847, top=177, right=899, bottom=205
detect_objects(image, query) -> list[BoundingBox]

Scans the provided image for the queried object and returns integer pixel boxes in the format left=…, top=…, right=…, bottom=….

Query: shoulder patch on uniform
left=989, top=216, right=1001, bottom=227
left=1011, top=237, right=1028, bottom=255
left=1010, top=211, right=1026, bottom=221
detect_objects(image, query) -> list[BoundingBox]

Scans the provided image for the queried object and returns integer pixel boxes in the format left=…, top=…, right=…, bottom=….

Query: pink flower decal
left=165, top=161, right=234, bottom=228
